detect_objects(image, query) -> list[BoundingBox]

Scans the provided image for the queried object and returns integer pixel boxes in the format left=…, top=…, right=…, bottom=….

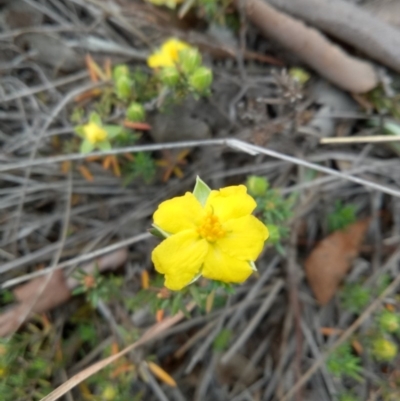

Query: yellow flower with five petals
left=75, top=112, right=122, bottom=154
left=152, top=181, right=269, bottom=291
left=147, top=38, right=190, bottom=69
left=83, top=122, right=108, bottom=144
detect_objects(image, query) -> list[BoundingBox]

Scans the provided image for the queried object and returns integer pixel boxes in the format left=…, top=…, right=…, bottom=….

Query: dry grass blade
left=1, top=232, right=152, bottom=286
left=40, top=303, right=195, bottom=401
left=1, top=139, right=399, bottom=198
left=321, top=135, right=400, bottom=144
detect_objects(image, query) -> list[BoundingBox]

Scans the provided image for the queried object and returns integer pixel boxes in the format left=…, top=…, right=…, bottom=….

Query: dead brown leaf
left=0, top=249, right=128, bottom=337
left=305, top=219, right=370, bottom=305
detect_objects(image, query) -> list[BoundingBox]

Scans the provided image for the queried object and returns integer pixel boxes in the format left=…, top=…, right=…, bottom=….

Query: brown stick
left=238, top=0, right=378, bottom=93
left=267, top=0, right=400, bottom=73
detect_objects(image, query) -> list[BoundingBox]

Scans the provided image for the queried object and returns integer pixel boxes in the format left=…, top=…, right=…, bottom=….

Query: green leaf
left=189, top=285, right=203, bottom=306
left=149, top=224, right=170, bottom=239
left=72, top=287, right=86, bottom=295
left=74, top=125, right=85, bottom=137
left=171, top=293, right=183, bottom=315
left=98, top=141, right=112, bottom=151
left=213, top=328, right=232, bottom=352
left=89, top=112, right=102, bottom=126
left=104, top=125, right=123, bottom=138
left=193, top=176, right=211, bottom=206
left=80, top=140, right=94, bottom=154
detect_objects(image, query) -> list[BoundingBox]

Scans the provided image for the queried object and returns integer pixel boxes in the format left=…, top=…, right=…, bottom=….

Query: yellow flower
left=152, top=185, right=269, bottom=290
left=147, top=38, right=190, bottom=69
left=82, top=122, right=108, bottom=144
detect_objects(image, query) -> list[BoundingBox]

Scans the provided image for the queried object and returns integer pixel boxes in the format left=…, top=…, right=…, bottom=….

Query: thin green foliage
left=326, top=343, right=363, bottom=381
left=246, top=175, right=296, bottom=253
left=327, top=201, right=357, bottom=232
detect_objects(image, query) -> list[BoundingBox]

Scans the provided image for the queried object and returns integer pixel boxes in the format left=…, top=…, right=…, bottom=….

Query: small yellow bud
left=160, top=66, right=180, bottom=87
left=246, top=176, right=268, bottom=196
left=378, top=311, right=400, bottom=333
left=289, top=67, right=310, bottom=85
left=126, top=102, right=145, bottom=122
left=113, top=64, right=129, bottom=81
left=178, top=48, right=202, bottom=75
left=188, top=67, right=213, bottom=93
left=266, top=224, right=280, bottom=244
left=372, top=338, right=398, bottom=361
left=101, top=385, right=117, bottom=400
left=115, top=75, right=132, bottom=100
left=83, top=122, right=107, bottom=144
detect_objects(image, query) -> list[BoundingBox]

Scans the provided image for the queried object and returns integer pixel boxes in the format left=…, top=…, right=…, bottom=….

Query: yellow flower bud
left=246, top=176, right=268, bottom=196
left=101, top=384, right=117, bottom=400
left=83, top=122, right=108, bottom=144
left=372, top=337, right=398, bottom=361
left=160, top=66, right=180, bottom=87
left=126, top=102, right=145, bottom=122
left=289, top=67, right=311, bottom=85
left=115, top=76, right=132, bottom=100
left=266, top=224, right=280, bottom=244
left=113, top=64, right=129, bottom=81
left=378, top=311, right=400, bottom=333
left=179, top=48, right=202, bottom=75
left=188, top=67, right=213, bottom=93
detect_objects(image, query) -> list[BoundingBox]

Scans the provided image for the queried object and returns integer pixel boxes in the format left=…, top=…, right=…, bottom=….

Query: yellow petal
left=161, top=39, right=189, bottom=62
left=205, top=185, right=256, bottom=222
left=217, top=215, right=269, bottom=261
left=152, top=230, right=208, bottom=291
left=83, top=122, right=107, bottom=144
left=201, top=244, right=253, bottom=284
left=153, top=192, right=204, bottom=234
left=147, top=39, right=189, bottom=68
left=148, top=52, right=173, bottom=68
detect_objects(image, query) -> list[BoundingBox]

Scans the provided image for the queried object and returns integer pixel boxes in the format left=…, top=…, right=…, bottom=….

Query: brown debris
left=0, top=249, right=128, bottom=338
left=267, top=0, right=400, bottom=73
left=238, top=0, right=378, bottom=93
left=305, top=219, right=370, bottom=305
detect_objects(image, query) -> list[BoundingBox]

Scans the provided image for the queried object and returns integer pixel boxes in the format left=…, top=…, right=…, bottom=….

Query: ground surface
left=1, top=1, right=400, bottom=400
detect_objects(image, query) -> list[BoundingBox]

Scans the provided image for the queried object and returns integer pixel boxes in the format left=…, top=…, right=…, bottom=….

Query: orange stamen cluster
left=197, top=211, right=225, bottom=242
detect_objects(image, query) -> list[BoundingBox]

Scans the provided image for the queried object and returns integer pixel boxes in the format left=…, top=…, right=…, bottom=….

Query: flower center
left=197, top=211, right=225, bottom=242
left=84, top=123, right=107, bottom=144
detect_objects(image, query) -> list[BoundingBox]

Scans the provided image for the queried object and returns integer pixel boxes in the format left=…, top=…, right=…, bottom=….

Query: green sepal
left=89, top=112, right=102, bottom=126
left=74, top=125, right=85, bottom=137
left=104, top=125, right=122, bottom=138
left=97, top=141, right=112, bottom=151
left=249, top=261, right=257, bottom=271
left=149, top=224, right=170, bottom=239
left=80, top=139, right=94, bottom=154
left=188, top=273, right=201, bottom=285
left=189, top=285, right=203, bottom=306
left=193, top=176, right=211, bottom=206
